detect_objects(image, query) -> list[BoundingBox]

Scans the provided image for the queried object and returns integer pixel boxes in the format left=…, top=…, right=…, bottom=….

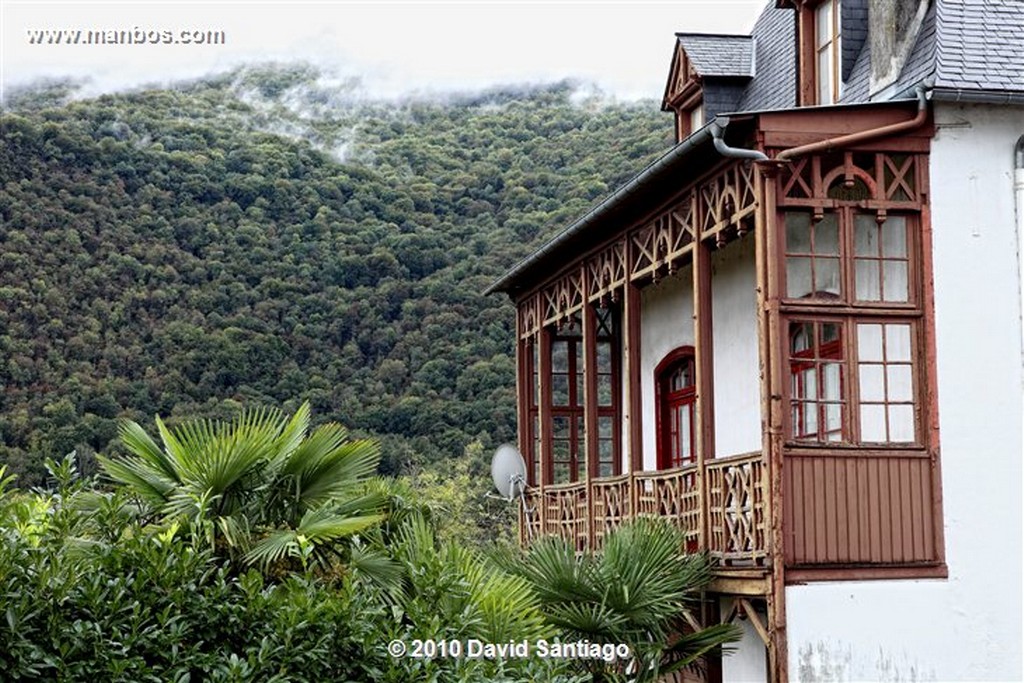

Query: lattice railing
left=635, top=466, right=700, bottom=552
left=522, top=452, right=768, bottom=567
left=707, top=453, right=767, bottom=565
left=591, top=474, right=631, bottom=550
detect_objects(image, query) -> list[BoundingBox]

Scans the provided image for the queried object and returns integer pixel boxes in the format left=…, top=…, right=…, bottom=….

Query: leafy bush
left=0, top=456, right=574, bottom=681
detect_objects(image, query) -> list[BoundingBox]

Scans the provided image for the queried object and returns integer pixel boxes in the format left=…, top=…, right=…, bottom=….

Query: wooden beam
left=739, top=599, right=772, bottom=647
left=624, top=240, right=644, bottom=474
left=918, top=165, right=947, bottom=570
left=760, top=162, right=790, bottom=683
left=538, top=324, right=553, bottom=494
left=582, top=269, right=598, bottom=548
left=692, top=235, right=714, bottom=550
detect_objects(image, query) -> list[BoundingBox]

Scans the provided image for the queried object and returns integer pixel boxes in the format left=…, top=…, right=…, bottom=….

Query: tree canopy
left=0, top=65, right=673, bottom=484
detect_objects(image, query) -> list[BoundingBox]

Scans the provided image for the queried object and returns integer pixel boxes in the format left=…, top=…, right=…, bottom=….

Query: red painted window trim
left=655, top=346, right=697, bottom=470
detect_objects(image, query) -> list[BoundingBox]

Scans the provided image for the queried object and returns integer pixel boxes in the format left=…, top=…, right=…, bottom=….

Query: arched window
left=655, top=347, right=696, bottom=470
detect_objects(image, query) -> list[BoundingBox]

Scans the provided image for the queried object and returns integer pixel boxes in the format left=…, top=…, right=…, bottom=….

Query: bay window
left=783, top=209, right=921, bottom=445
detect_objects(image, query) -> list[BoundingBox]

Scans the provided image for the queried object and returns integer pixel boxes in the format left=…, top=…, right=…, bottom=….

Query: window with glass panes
left=783, top=209, right=920, bottom=445
left=544, top=306, right=620, bottom=484
left=815, top=0, right=841, bottom=104
left=550, top=313, right=585, bottom=483
left=657, top=349, right=697, bottom=469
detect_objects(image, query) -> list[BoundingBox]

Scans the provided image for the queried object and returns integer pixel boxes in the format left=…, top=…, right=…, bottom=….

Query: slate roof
left=737, top=2, right=796, bottom=111
left=675, top=34, right=754, bottom=77
left=934, top=0, right=1024, bottom=92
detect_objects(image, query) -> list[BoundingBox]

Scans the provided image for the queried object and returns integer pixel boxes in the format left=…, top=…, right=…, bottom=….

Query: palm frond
left=118, top=419, right=181, bottom=482
left=244, top=528, right=300, bottom=568
left=658, top=622, right=744, bottom=674
left=294, top=506, right=385, bottom=543
left=96, top=453, right=175, bottom=508
left=348, top=544, right=404, bottom=594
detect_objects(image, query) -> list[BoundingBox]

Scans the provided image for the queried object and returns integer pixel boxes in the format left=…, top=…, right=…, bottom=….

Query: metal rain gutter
left=483, top=123, right=717, bottom=296
left=931, top=87, right=1024, bottom=106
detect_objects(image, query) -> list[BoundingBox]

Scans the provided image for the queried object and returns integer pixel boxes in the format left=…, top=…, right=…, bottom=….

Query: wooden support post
left=583, top=271, right=598, bottom=549
left=692, top=235, right=715, bottom=550
left=624, top=240, right=643, bottom=520
left=515, top=305, right=531, bottom=484
left=538, top=323, right=553, bottom=534
left=759, top=162, right=789, bottom=683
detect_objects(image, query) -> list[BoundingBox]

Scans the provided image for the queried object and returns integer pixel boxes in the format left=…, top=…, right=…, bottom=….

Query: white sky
left=2, top=1, right=768, bottom=101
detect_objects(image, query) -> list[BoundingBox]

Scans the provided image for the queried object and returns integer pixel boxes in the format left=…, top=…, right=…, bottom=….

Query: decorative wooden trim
left=542, top=270, right=585, bottom=328
left=586, top=240, right=627, bottom=304
left=785, top=563, right=948, bottom=583
left=776, top=151, right=925, bottom=210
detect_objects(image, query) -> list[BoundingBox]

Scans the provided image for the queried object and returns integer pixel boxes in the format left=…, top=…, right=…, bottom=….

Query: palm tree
left=98, top=402, right=387, bottom=573
left=505, top=517, right=741, bottom=683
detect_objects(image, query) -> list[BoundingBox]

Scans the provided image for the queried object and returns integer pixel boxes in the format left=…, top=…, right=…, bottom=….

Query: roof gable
left=662, top=34, right=754, bottom=111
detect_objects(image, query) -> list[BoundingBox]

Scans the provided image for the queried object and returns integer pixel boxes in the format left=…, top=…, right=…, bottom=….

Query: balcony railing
left=522, top=451, right=768, bottom=567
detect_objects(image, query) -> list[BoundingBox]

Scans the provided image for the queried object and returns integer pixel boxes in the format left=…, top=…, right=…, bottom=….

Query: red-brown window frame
left=529, top=305, right=623, bottom=486
left=779, top=207, right=925, bottom=447
left=654, top=346, right=697, bottom=469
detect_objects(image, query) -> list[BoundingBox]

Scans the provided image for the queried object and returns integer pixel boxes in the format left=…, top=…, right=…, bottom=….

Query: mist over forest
left=0, top=62, right=673, bottom=486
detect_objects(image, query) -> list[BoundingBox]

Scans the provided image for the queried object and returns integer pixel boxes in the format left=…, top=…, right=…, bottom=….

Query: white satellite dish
left=489, top=443, right=535, bottom=541
left=491, top=443, right=527, bottom=500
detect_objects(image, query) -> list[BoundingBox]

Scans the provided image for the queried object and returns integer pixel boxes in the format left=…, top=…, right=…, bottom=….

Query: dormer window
left=789, top=0, right=849, bottom=105
left=816, top=0, right=842, bottom=104
left=662, top=34, right=752, bottom=142
left=690, top=102, right=704, bottom=132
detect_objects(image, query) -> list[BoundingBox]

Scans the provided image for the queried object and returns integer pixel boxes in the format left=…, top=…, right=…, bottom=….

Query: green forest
left=0, top=64, right=673, bottom=486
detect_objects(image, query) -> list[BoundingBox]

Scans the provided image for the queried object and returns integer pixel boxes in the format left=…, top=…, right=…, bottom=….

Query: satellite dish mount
left=490, top=443, right=535, bottom=541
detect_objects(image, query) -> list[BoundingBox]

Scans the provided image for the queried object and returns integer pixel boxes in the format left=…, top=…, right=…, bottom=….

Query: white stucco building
left=487, top=1, right=1023, bottom=680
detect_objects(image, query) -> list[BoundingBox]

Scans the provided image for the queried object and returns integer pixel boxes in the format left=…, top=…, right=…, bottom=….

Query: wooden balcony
left=521, top=451, right=769, bottom=569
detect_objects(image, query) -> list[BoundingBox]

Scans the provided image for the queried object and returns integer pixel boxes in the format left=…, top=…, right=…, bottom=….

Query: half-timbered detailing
left=776, top=150, right=923, bottom=210
left=700, top=162, right=758, bottom=245
left=630, top=198, right=696, bottom=282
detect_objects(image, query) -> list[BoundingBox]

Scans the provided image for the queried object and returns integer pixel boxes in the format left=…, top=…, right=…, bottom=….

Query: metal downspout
left=775, top=85, right=930, bottom=162
left=710, top=117, right=769, bottom=162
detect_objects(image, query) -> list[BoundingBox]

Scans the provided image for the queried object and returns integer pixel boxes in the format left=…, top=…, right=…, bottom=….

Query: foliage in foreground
left=0, top=458, right=573, bottom=682
left=98, top=401, right=386, bottom=573
left=505, top=517, right=743, bottom=682
left=1, top=405, right=738, bottom=682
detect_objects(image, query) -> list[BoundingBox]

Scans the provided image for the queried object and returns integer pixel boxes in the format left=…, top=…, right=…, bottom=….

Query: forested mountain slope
left=0, top=65, right=672, bottom=484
